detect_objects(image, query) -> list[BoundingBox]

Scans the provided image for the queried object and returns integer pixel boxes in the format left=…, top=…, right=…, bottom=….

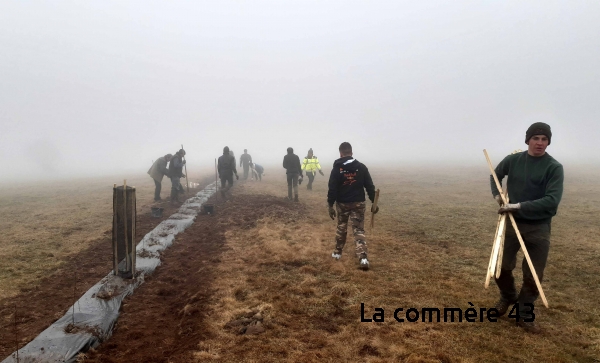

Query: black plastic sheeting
left=2, top=183, right=217, bottom=363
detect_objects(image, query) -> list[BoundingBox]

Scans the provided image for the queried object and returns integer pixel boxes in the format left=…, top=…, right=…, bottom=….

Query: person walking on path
left=283, top=147, right=303, bottom=202
left=147, top=153, right=173, bottom=201
left=301, top=148, right=324, bottom=190
left=240, top=149, right=253, bottom=180
left=168, top=149, right=186, bottom=203
left=218, top=146, right=239, bottom=198
left=491, top=122, right=564, bottom=334
left=327, top=142, right=378, bottom=270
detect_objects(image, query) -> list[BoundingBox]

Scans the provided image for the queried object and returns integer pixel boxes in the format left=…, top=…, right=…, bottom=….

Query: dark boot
left=517, top=320, right=541, bottom=334
left=294, top=194, right=299, bottom=202
left=494, top=298, right=517, bottom=316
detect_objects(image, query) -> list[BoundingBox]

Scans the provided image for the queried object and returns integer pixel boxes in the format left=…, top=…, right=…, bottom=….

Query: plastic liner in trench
left=2, top=183, right=217, bottom=363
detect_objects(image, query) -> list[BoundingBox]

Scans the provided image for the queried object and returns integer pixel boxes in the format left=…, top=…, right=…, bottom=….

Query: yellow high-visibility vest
left=302, top=157, right=322, bottom=172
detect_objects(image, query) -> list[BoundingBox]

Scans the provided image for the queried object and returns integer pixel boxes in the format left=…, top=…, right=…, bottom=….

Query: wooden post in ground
left=182, top=144, right=189, bottom=192
left=14, top=303, right=18, bottom=363
left=131, top=186, right=136, bottom=278
left=483, top=149, right=548, bottom=308
left=112, top=184, right=118, bottom=275
left=123, top=180, right=129, bottom=272
left=72, top=273, right=76, bottom=325
left=215, top=158, right=218, bottom=201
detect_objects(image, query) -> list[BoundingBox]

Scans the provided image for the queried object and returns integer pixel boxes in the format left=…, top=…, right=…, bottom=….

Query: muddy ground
left=0, top=182, right=208, bottom=359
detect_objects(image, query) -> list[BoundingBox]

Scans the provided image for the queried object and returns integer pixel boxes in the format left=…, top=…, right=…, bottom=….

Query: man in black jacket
left=168, top=149, right=186, bottom=203
left=282, top=147, right=303, bottom=202
left=327, top=142, right=378, bottom=270
left=218, top=146, right=239, bottom=198
left=240, top=149, right=253, bottom=180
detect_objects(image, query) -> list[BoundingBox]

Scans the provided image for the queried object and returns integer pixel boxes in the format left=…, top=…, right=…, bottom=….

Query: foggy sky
left=1, top=1, right=599, bottom=181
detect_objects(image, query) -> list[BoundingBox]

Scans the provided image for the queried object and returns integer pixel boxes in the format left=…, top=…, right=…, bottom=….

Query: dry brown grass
left=188, top=166, right=600, bottom=362
left=2, top=166, right=599, bottom=362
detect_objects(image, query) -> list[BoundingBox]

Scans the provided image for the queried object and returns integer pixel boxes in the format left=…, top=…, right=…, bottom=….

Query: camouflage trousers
left=334, top=202, right=367, bottom=257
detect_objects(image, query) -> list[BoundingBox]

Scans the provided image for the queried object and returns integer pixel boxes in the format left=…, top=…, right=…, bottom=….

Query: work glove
left=328, top=205, right=336, bottom=220
left=494, top=195, right=504, bottom=206
left=371, top=205, right=379, bottom=214
left=182, top=160, right=186, bottom=165
left=298, top=177, right=303, bottom=185
left=319, top=170, right=324, bottom=176
left=181, top=174, right=186, bottom=178
left=236, top=174, right=239, bottom=180
left=498, top=203, right=521, bottom=214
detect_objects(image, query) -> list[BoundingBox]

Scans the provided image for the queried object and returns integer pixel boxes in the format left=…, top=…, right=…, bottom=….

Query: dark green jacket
left=491, top=151, right=564, bottom=224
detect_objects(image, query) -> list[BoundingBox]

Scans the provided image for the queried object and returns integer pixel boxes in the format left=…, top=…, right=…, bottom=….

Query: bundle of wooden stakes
left=485, top=188, right=508, bottom=287
left=483, top=149, right=549, bottom=308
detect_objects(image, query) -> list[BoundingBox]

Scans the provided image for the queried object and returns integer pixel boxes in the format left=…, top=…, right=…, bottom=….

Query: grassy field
left=2, top=165, right=600, bottom=362
left=186, top=166, right=600, bottom=362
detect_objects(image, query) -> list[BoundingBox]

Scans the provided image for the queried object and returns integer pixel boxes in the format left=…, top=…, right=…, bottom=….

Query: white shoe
left=359, top=257, right=369, bottom=270
left=331, top=252, right=342, bottom=260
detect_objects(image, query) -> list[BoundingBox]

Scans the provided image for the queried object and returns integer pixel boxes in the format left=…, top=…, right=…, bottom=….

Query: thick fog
left=1, top=1, right=599, bottom=181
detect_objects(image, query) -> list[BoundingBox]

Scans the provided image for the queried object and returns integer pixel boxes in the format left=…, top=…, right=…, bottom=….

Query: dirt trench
left=0, top=182, right=209, bottom=360
left=81, top=193, right=303, bottom=363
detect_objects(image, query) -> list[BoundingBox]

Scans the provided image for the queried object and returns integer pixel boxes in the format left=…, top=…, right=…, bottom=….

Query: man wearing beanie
left=490, top=122, right=564, bottom=333
left=147, top=153, right=173, bottom=201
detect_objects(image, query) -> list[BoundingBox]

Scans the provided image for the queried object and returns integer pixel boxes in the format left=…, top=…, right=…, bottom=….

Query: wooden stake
left=182, top=144, right=189, bottom=192
left=123, top=180, right=129, bottom=273
left=131, top=187, right=136, bottom=279
left=489, top=214, right=506, bottom=278
left=496, top=188, right=509, bottom=279
left=495, top=218, right=506, bottom=279
left=370, top=189, right=380, bottom=230
left=215, top=158, right=218, bottom=201
left=485, top=188, right=509, bottom=287
left=487, top=214, right=502, bottom=268
left=112, top=184, right=118, bottom=276
left=483, top=149, right=549, bottom=308
left=72, top=273, right=76, bottom=325
left=14, top=303, right=18, bottom=363
left=485, top=213, right=503, bottom=288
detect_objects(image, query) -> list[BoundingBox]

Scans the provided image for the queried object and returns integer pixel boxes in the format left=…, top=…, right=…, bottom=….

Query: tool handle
left=370, top=189, right=380, bottom=229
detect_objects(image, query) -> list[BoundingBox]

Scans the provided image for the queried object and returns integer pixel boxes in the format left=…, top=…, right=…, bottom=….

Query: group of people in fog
left=147, top=122, right=562, bottom=334
left=147, top=148, right=187, bottom=203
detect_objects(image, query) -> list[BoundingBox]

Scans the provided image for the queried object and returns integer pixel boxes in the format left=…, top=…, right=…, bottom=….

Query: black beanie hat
left=525, top=122, right=552, bottom=145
